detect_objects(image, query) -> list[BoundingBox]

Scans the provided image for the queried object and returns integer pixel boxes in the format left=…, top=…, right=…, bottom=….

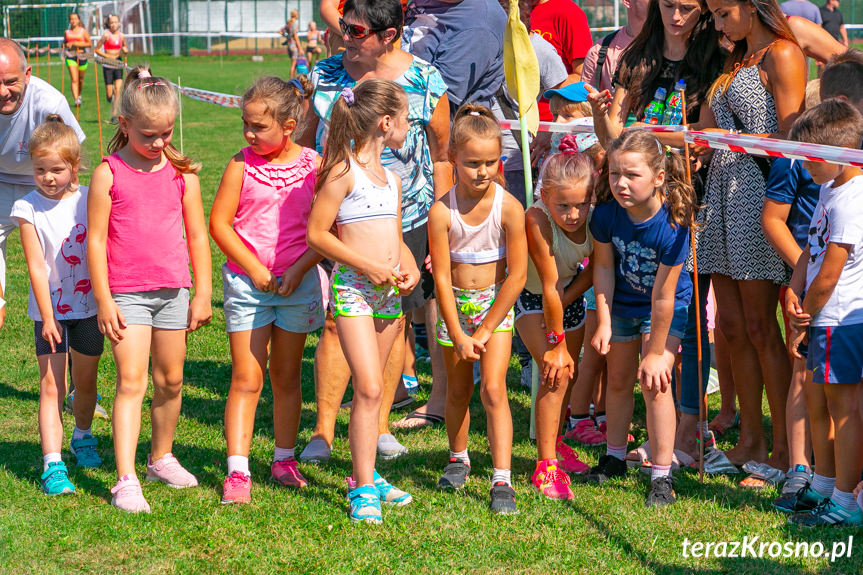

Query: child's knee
left=480, top=382, right=509, bottom=410
left=353, top=381, right=383, bottom=404
left=230, top=372, right=264, bottom=395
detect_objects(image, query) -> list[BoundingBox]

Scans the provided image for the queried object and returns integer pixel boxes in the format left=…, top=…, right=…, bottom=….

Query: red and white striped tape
left=174, top=85, right=242, bottom=108
left=497, top=119, right=687, bottom=134
left=685, top=130, right=863, bottom=168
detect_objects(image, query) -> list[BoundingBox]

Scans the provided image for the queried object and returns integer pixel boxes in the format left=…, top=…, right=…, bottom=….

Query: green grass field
left=0, top=54, right=860, bottom=574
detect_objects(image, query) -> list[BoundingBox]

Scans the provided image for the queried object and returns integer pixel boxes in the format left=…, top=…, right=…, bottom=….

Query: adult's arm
left=763, top=39, right=807, bottom=137
left=426, top=93, right=452, bottom=200
left=320, top=0, right=341, bottom=33
left=787, top=16, right=845, bottom=63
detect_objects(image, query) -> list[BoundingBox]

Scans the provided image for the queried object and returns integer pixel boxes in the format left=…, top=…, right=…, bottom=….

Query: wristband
left=545, top=330, right=565, bottom=345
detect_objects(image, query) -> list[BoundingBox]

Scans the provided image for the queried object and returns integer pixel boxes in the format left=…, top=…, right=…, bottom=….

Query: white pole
left=614, top=0, right=620, bottom=29
left=171, top=0, right=180, bottom=56
left=206, top=0, right=212, bottom=53
left=177, top=75, right=184, bottom=154
left=145, top=0, right=154, bottom=55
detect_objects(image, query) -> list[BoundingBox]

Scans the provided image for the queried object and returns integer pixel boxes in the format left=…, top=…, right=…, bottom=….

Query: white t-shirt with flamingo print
left=10, top=186, right=96, bottom=321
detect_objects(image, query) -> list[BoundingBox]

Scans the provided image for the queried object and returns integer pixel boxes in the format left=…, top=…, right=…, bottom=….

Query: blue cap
left=543, top=81, right=590, bottom=102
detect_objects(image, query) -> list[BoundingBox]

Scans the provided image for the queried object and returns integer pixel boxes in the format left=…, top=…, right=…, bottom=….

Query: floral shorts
left=330, top=264, right=402, bottom=319
left=436, top=283, right=514, bottom=347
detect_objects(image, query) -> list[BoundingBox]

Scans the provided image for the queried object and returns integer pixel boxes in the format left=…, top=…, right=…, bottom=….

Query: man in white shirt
left=0, top=38, right=84, bottom=328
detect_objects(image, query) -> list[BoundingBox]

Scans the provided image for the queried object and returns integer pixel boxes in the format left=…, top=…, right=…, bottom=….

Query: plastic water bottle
left=643, top=87, right=667, bottom=125
left=662, top=79, right=686, bottom=126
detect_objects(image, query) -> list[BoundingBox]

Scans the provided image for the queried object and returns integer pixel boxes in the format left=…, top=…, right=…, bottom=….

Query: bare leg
left=378, top=315, right=406, bottom=434
left=149, top=328, right=187, bottom=461
left=824, top=382, right=863, bottom=493
left=641, top=334, right=681, bottom=468
left=805, top=372, right=834, bottom=480
left=569, top=310, right=604, bottom=416
left=786, top=357, right=811, bottom=468
left=442, top=346, right=473, bottom=454
left=480, top=332, right=514, bottom=470
left=38, top=354, right=68, bottom=455
left=603, top=339, right=641, bottom=449
left=111, top=325, right=153, bottom=479
left=70, top=349, right=99, bottom=431
left=309, top=314, right=351, bottom=446
left=269, top=328, right=309, bottom=450
left=224, top=326, right=271, bottom=458
left=708, top=321, right=738, bottom=432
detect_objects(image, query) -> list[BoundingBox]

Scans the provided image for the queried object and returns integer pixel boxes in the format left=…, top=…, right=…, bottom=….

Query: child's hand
left=787, top=327, right=809, bottom=360
left=424, top=254, right=433, bottom=274
left=591, top=323, right=612, bottom=355
left=278, top=265, right=303, bottom=297
left=586, top=85, right=612, bottom=116
left=41, top=317, right=63, bottom=354
left=97, top=299, right=127, bottom=344
left=785, top=289, right=811, bottom=330
left=638, top=353, right=671, bottom=393
left=364, top=261, right=399, bottom=287
left=530, top=132, right=552, bottom=166
left=250, top=265, right=278, bottom=293
left=453, top=331, right=485, bottom=362
left=187, top=294, right=212, bottom=332
left=395, top=267, right=419, bottom=296
left=542, top=344, right=574, bottom=389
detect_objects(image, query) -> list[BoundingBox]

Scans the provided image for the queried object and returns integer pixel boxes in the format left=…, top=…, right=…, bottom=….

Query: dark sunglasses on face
left=339, top=18, right=381, bottom=39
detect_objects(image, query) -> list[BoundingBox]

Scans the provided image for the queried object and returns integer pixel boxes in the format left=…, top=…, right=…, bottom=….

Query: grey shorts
left=112, top=288, right=190, bottom=330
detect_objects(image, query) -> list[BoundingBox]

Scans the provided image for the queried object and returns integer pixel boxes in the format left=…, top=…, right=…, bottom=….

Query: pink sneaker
left=531, top=459, right=574, bottom=500
left=556, top=436, right=590, bottom=474
left=146, top=453, right=198, bottom=488
left=271, top=458, right=308, bottom=488
left=111, top=476, right=151, bottom=513
left=221, top=471, right=252, bottom=504
left=565, top=419, right=607, bottom=445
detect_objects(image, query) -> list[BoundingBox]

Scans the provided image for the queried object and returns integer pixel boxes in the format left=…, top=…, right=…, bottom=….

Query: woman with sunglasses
left=298, top=0, right=452, bottom=466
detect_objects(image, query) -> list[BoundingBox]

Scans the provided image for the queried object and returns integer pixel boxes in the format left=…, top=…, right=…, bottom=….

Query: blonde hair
left=449, top=103, right=502, bottom=156
left=107, top=76, right=200, bottom=173
left=30, top=115, right=83, bottom=174
left=540, top=148, right=594, bottom=198
left=596, top=131, right=697, bottom=228
left=804, top=78, right=821, bottom=109
left=549, top=95, right=591, bottom=119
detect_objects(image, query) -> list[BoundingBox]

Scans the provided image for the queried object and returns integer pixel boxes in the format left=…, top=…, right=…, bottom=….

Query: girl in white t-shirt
left=10, top=116, right=104, bottom=497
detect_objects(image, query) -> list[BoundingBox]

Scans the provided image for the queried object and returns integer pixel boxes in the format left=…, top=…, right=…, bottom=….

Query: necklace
left=354, top=156, right=388, bottom=185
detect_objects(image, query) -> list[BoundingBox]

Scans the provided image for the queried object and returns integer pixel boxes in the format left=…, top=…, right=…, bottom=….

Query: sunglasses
left=339, top=18, right=383, bottom=39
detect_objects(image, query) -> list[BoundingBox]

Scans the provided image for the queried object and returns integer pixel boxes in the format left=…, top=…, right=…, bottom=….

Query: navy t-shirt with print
left=590, top=201, right=692, bottom=317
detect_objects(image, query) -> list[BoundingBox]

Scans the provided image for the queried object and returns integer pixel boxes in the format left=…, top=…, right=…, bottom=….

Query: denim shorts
left=223, top=264, right=324, bottom=333
left=610, top=306, right=689, bottom=343
left=112, top=288, right=190, bottom=330
left=807, top=323, right=863, bottom=384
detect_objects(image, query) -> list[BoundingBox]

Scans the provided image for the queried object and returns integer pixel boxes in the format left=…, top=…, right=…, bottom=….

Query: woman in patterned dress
left=695, top=0, right=806, bottom=472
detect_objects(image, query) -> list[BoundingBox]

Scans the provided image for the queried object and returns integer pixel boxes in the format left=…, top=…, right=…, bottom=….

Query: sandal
left=739, top=461, right=785, bottom=489
left=703, top=449, right=739, bottom=475
left=626, top=440, right=696, bottom=473
left=390, top=410, right=444, bottom=430
left=709, top=411, right=739, bottom=438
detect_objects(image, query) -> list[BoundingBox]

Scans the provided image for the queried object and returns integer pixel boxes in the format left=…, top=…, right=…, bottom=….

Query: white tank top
left=448, top=183, right=506, bottom=264
left=335, top=158, right=399, bottom=225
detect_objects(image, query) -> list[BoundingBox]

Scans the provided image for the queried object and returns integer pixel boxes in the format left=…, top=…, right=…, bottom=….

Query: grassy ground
left=0, top=55, right=860, bottom=574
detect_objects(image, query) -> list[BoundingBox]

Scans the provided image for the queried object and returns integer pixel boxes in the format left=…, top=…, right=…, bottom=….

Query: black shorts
left=103, top=65, right=124, bottom=84
left=401, top=222, right=435, bottom=313
left=34, top=315, right=104, bottom=357
left=514, top=284, right=586, bottom=332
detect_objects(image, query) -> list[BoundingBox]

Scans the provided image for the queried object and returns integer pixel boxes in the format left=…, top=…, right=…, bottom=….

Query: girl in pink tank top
left=427, top=104, right=527, bottom=514
left=210, top=77, right=324, bottom=503
left=88, top=76, right=212, bottom=514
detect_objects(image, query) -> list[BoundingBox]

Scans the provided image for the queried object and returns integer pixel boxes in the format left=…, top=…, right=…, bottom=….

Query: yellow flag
left=503, top=0, right=540, bottom=135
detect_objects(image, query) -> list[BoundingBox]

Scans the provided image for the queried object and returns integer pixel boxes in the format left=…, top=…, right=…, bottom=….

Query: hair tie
left=137, top=70, right=151, bottom=79
left=288, top=77, right=305, bottom=97
left=469, top=111, right=481, bottom=117
left=664, top=145, right=673, bottom=158
left=557, top=134, right=579, bottom=154
left=341, top=87, right=355, bottom=107
left=137, top=81, right=165, bottom=89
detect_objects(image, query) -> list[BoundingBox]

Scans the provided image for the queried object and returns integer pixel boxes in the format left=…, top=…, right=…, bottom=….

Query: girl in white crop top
left=513, top=144, right=597, bottom=500
left=427, top=104, right=527, bottom=514
left=306, top=80, right=420, bottom=524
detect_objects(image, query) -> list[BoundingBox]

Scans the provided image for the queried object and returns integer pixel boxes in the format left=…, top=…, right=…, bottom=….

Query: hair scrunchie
left=557, top=134, right=580, bottom=154
left=341, top=87, right=355, bottom=107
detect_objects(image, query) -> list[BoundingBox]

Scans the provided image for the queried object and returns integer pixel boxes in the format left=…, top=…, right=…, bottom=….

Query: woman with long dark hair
left=694, top=0, right=806, bottom=479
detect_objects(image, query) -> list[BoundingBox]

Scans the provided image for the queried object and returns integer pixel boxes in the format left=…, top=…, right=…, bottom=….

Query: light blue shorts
left=112, top=288, right=190, bottom=330
left=222, top=264, right=324, bottom=333
left=610, top=306, right=688, bottom=343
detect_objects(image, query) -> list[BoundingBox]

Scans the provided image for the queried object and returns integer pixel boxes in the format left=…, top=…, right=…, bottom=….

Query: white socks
left=227, top=455, right=250, bottom=477
left=491, top=468, right=512, bottom=487
left=450, top=449, right=470, bottom=466
left=832, top=487, right=856, bottom=511
left=72, top=426, right=90, bottom=440
left=43, top=452, right=62, bottom=471
left=273, top=446, right=295, bottom=462
left=812, top=473, right=836, bottom=499
left=651, top=463, right=672, bottom=480
left=606, top=443, right=627, bottom=461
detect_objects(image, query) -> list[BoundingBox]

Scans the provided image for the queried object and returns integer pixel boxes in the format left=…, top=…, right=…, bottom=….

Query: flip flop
left=739, top=461, right=785, bottom=489
left=390, top=410, right=444, bottom=430
left=709, top=411, right=740, bottom=438
left=341, top=396, right=417, bottom=411
left=703, top=449, right=740, bottom=475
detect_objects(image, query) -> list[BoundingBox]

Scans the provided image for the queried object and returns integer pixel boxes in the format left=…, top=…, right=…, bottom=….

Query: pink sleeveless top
left=227, top=146, right=317, bottom=275
left=448, top=183, right=506, bottom=264
left=104, top=154, right=191, bottom=293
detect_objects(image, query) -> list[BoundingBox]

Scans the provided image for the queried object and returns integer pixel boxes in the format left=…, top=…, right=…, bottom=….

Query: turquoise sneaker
left=790, top=498, right=863, bottom=527
left=41, top=461, right=76, bottom=496
left=373, top=470, right=412, bottom=506
left=348, top=483, right=382, bottom=524
left=70, top=435, right=101, bottom=468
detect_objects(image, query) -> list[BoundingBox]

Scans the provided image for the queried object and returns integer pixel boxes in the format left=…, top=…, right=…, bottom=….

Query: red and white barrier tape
left=174, top=85, right=242, bottom=108
left=498, top=119, right=687, bottom=134
left=685, top=130, right=863, bottom=168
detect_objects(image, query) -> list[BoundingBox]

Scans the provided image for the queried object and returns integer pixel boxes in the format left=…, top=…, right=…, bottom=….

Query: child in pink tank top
left=88, top=76, right=212, bottom=514
left=209, top=77, right=324, bottom=504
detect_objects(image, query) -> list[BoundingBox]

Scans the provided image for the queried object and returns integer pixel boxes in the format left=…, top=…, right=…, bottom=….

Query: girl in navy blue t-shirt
left=583, top=130, right=696, bottom=507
